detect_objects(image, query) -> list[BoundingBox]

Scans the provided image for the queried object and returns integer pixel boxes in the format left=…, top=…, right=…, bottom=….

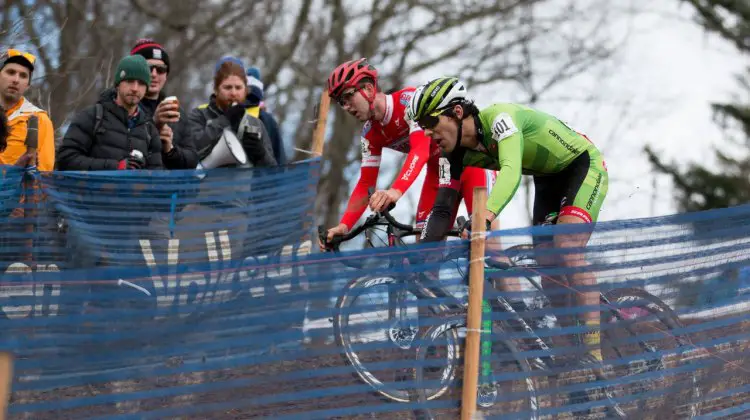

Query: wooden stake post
left=461, top=187, right=488, bottom=420
left=0, top=352, right=13, bottom=420
left=311, top=90, right=330, bottom=156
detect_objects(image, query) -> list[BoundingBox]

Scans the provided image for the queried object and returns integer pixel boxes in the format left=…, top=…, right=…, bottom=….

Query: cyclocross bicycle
left=320, top=210, right=703, bottom=418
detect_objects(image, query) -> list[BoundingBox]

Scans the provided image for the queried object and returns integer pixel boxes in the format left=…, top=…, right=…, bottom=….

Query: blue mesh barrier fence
left=0, top=161, right=747, bottom=418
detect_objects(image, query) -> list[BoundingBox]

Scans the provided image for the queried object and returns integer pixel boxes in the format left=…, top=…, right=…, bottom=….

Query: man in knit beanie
left=57, top=55, right=164, bottom=171
left=113, top=55, right=151, bottom=108
left=130, top=38, right=197, bottom=169
left=56, top=55, right=167, bottom=313
left=0, top=48, right=56, bottom=170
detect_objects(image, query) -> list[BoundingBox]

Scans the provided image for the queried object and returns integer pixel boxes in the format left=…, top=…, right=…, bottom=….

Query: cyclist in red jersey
left=320, top=58, right=498, bottom=247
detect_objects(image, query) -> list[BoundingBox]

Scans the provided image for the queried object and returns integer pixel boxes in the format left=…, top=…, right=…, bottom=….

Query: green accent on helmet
left=410, top=76, right=468, bottom=122
left=417, top=77, right=457, bottom=117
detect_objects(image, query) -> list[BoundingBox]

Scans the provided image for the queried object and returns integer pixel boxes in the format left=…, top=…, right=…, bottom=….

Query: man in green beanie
left=57, top=55, right=164, bottom=170
left=55, top=55, right=168, bottom=312
left=113, top=55, right=151, bottom=113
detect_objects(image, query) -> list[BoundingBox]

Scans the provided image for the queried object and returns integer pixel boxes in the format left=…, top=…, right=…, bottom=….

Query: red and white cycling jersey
left=340, top=88, right=439, bottom=229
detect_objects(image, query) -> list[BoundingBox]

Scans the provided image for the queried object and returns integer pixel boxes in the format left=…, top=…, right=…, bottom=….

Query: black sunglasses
left=416, top=114, right=440, bottom=130
left=417, top=108, right=454, bottom=130
left=149, top=64, right=168, bottom=75
left=417, top=109, right=453, bottom=130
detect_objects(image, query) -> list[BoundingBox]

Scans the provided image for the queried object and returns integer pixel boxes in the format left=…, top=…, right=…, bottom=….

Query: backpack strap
left=94, top=103, right=104, bottom=135
left=144, top=120, right=152, bottom=143
left=25, top=114, right=39, bottom=152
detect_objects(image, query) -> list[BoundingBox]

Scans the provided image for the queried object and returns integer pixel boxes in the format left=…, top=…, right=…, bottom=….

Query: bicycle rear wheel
left=601, top=287, right=702, bottom=418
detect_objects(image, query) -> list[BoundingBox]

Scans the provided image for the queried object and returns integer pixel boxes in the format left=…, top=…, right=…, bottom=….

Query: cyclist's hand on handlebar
left=369, top=188, right=403, bottom=213
left=458, top=211, right=495, bottom=240
left=319, top=223, right=349, bottom=251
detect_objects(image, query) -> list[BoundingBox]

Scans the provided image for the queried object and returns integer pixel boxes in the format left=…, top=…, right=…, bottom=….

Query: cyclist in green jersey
left=409, top=77, right=609, bottom=364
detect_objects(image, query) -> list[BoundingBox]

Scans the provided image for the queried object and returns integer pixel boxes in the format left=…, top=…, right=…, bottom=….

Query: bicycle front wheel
left=333, top=274, right=425, bottom=402
left=601, top=287, right=702, bottom=418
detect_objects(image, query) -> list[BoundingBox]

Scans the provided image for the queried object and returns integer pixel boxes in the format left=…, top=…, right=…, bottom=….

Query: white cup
left=163, top=96, right=180, bottom=119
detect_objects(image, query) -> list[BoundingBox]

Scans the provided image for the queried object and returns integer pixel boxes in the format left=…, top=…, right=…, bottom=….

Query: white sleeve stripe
left=362, top=156, right=382, bottom=167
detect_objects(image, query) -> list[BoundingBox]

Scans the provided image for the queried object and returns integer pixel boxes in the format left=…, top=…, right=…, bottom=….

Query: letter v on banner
left=204, top=230, right=232, bottom=262
left=140, top=238, right=180, bottom=309
left=203, top=230, right=236, bottom=303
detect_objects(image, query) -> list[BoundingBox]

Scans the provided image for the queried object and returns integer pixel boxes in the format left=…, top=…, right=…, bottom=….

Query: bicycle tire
left=333, top=274, right=433, bottom=402
left=414, top=315, right=539, bottom=419
left=602, top=287, right=703, bottom=418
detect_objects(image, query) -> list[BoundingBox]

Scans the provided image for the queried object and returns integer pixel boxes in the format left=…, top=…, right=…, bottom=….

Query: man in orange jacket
left=0, top=48, right=54, bottom=170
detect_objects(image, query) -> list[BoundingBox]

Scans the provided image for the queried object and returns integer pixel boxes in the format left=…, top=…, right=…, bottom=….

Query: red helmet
left=327, top=58, right=378, bottom=98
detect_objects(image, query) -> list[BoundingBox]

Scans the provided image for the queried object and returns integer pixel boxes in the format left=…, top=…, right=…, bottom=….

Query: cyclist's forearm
left=486, top=136, right=523, bottom=214
left=340, top=166, right=379, bottom=229
left=487, top=218, right=504, bottom=257
left=391, top=133, right=430, bottom=193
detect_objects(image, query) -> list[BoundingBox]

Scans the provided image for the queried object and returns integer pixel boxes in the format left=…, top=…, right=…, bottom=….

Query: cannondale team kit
left=421, top=103, right=608, bottom=242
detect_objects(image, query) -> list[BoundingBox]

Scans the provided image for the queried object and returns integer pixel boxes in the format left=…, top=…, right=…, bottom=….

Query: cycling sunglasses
left=416, top=108, right=452, bottom=130
left=149, top=64, right=168, bottom=75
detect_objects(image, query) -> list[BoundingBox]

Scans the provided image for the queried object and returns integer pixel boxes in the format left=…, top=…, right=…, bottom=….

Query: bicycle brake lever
left=367, top=187, right=397, bottom=214
left=318, top=225, right=339, bottom=251
left=317, top=225, right=329, bottom=248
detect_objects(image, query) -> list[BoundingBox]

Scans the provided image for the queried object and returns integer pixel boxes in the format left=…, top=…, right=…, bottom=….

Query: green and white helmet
left=407, top=77, right=468, bottom=121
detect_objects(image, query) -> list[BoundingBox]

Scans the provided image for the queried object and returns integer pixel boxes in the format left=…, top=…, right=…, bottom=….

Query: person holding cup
left=130, top=38, right=198, bottom=169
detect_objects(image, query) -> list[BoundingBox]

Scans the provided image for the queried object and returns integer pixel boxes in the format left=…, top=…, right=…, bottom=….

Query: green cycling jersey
left=423, top=103, right=608, bottom=242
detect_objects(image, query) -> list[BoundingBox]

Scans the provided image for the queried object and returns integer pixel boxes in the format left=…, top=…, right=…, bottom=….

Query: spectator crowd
left=0, top=41, right=287, bottom=172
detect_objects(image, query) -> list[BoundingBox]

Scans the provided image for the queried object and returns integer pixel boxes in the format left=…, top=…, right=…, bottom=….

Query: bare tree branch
left=128, top=0, right=189, bottom=31
left=264, top=0, right=313, bottom=90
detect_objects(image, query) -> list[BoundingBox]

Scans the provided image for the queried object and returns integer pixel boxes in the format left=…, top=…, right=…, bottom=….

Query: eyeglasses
left=149, top=64, right=168, bottom=75
left=336, top=88, right=361, bottom=106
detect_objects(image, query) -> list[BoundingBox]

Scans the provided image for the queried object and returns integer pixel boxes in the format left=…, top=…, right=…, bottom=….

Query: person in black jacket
left=130, top=38, right=198, bottom=169
left=55, top=55, right=168, bottom=318
left=187, top=56, right=276, bottom=168
left=57, top=55, right=164, bottom=170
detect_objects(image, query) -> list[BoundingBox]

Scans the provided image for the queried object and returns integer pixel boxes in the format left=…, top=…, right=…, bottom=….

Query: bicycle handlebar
left=319, top=204, right=470, bottom=253
left=318, top=203, right=407, bottom=251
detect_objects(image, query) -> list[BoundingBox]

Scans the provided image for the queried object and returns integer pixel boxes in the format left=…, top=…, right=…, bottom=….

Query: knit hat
left=114, top=55, right=151, bottom=86
left=246, top=66, right=261, bottom=81
left=246, top=66, right=264, bottom=104
left=130, top=38, right=170, bottom=73
left=0, top=49, right=35, bottom=74
left=215, top=55, right=245, bottom=75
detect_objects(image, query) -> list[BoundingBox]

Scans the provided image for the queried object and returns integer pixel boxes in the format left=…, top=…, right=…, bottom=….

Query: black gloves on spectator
left=240, top=125, right=264, bottom=158
left=225, top=101, right=249, bottom=133
left=117, top=153, right=146, bottom=170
